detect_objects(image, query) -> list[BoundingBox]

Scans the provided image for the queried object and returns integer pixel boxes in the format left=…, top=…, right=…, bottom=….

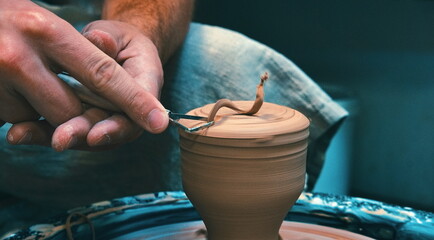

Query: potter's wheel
left=3, top=192, right=434, bottom=240
left=117, top=220, right=371, bottom=240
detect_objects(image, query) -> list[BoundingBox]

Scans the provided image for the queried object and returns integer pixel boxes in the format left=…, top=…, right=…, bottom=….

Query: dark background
left=193, top=0, right=434, bottom=212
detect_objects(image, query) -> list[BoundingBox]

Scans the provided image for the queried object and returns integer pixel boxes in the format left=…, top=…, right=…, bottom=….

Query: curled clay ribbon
left=207, top=72, right=268, bottom=122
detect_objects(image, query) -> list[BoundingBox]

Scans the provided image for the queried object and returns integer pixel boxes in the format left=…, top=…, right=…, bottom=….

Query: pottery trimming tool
left=59, top=72, right=214, bottom=133
left=166, top=110, right=214, bottom=133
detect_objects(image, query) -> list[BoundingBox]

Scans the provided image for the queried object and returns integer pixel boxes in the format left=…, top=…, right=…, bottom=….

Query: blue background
left=194, top=0, right=434, bottom=212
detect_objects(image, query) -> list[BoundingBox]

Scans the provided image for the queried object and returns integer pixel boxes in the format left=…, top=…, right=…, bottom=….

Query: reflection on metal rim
left=2, top=192, right=434, bottom=240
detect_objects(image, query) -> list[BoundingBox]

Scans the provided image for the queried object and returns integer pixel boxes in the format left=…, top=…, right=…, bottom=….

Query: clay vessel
left=179, top=101, right=309, bottom=240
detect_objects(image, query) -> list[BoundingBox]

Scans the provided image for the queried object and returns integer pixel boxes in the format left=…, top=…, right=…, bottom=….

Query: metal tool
left=59, top=72, right=214, bottom=133
left=167, top=110, right=214, bottom=133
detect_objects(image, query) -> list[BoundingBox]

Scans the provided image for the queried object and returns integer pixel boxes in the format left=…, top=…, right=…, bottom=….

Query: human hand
left=51, top=20, right=168, bottom=151
left=0, top=1, right=169, bottom=151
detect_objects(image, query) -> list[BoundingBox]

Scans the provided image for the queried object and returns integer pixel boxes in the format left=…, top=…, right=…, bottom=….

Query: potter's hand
left=0, top=1, right=169, bottom=151
left=50, top=20, right=167, bottom=151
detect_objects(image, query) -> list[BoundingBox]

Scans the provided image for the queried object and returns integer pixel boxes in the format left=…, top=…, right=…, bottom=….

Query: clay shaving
left=207, top=72, right=268, bottom=122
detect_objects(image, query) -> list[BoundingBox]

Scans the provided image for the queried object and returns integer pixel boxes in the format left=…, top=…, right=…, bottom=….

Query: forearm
left=102, top=0, right=194, bottom=63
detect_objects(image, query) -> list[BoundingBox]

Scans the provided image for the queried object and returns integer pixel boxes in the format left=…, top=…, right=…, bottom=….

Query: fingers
left=0, top=34, right=83, bottom=126
left=51, top=108, right=110, bottom=151
left=14, top=67, right=83, bottom=126
left=86, top=114, right=143, bottom=147
left=71, top=40, right=167, bottom=133
left=7, top=108, right=143, bottom=151
left=85, top=21, right=164, bottom=98
left=0, top=87, right=40, bottom=123
left=51, top=108, right=143, bottom=151
left=7, top=120, right=53, bottom=146
left=53, top=21, right=169, bottom=133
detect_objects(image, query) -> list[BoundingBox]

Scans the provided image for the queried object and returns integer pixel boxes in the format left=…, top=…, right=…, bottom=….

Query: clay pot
left=179, top=101, right=309, bottom=240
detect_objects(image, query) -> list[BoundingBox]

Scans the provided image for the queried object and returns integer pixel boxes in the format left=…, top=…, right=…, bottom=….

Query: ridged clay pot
left=179, top=101, right=309, bottom=240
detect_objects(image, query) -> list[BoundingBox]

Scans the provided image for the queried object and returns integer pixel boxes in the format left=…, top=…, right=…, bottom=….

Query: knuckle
left=15, top=10, right=60, bottom=39
left=86, top=58, right=118, bottom=93
left=0, top=38, right=25, bottom=73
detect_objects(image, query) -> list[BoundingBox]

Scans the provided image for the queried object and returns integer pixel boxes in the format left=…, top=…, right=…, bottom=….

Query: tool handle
left=59, top=73, right=121, bottom=112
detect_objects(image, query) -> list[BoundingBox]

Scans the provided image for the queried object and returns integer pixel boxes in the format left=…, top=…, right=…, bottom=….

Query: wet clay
left=179, top=80, right=310, bottom=240
left=207, top=72, right=268, bottom=122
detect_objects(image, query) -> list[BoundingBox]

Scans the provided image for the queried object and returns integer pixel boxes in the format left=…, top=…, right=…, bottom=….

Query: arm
left=102, top=0, right=194, bottom=64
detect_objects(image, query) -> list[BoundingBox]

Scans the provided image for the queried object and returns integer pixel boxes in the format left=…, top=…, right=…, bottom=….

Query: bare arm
left=102, top=0, right=194, bottom=63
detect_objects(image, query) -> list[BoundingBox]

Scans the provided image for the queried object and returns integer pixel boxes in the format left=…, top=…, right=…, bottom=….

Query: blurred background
left=193, top=0, right=434, bottom=212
